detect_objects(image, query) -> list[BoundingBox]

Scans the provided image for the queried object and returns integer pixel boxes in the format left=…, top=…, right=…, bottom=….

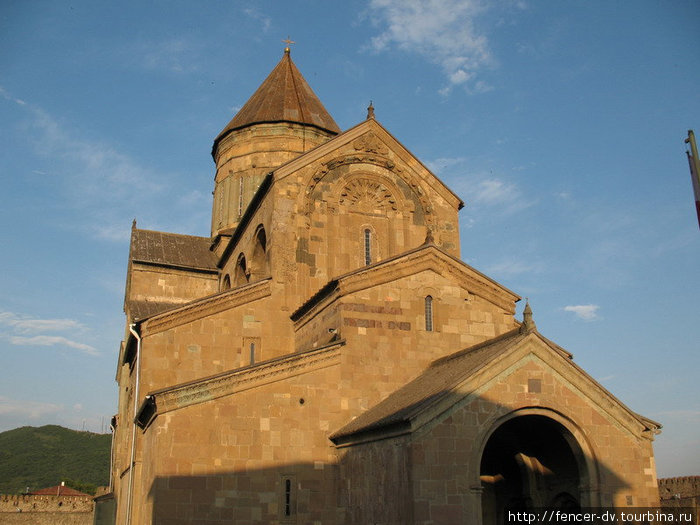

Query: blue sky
left=1, top=1, right=698, bottom=477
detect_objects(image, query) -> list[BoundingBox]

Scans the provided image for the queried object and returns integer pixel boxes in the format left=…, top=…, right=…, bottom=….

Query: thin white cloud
left=27, top=104, right=162, bottom=195
left=0, top=396, right=64, bottom=419
left=243, top=7, right=272, bottom=33
left=130, top=38, right=201, bottom=74
left=9, top=335, right=99, bottom=356
left=486, top=259, right=542, bottom=277
left=3, top=85, right=173, bottom=241
left=426, top=156, right=468, bottom=173
left=367, top=0, right=496, bottom=93
left=473, top=179, right=517, bottom=205
left=0, top=85, right=26, bottom=106
left=564, top=304, right=600, bottom=321
left=427, top=157, right=536, bottom=219
left=0, top=311, right=85, bottom=334
left=0, top=311, right=98, bottom=355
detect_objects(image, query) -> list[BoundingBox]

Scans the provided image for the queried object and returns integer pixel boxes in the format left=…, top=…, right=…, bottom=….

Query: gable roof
left=130, top=227, right=217, bottom=272
left=213, top=50, right=340, bottom=154
left=330, top=328, right=660, bottom=445
left=292, top=242, right=520, bottom=323
left=272, top=117, right=464, bottom=210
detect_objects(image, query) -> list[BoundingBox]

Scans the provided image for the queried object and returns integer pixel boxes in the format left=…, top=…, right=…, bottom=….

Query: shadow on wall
left=142, top=392, right=637, bottom=525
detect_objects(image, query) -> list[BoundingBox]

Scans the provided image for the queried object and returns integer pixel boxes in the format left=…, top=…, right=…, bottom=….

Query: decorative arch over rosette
left=301, top=132, right=435, bottom=229
left=333, top=172, right=404, bottom=216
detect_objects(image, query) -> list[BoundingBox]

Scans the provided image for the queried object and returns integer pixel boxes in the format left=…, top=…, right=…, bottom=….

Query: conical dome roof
left=213, top=50, right=340, bottom=153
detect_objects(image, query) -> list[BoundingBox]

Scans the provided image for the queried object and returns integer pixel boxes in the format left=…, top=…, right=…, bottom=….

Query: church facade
left=109, top=49, right=660, bottom=524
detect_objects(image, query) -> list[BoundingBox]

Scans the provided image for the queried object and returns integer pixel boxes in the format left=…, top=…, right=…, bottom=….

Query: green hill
left=0, top=425, right=111, bottom=495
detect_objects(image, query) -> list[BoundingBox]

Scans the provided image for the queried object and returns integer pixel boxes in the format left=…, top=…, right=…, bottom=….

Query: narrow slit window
left=425, top=295, right=434, bottom=332
left=364, top=229, right=372, bottom=265
left=238, top=177, right=244, bottom=217
left=284, top=478, right=292, bottom=516
left=242, top=337, right=260, bottom=368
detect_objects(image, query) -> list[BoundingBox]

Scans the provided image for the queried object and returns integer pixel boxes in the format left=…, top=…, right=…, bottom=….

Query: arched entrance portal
left=480, top=415, right=587, bottom=524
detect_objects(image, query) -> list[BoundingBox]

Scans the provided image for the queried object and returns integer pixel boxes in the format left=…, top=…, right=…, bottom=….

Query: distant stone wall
left=660, top=476, right=700, bottom=500
left=0, top=494, right=93, bottom=525
left=0, top=513, right=92, bottom=525
left=659, top=477, right=700, bottom=525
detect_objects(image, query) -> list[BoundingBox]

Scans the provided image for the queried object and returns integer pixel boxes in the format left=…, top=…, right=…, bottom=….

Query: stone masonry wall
left=0, top=494, right=93, bottom=525
left=659, top=477, right=700, bottom=525
left=659, top=476, right=700, bottom=500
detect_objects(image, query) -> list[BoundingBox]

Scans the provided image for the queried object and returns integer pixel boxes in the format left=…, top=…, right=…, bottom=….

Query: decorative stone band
left=135, top=340, right=343, bottom=429
left=140, top=278, right=272, bottom=336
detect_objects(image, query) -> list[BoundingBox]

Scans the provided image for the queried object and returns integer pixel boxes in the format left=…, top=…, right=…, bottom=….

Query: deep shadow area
left=481, top=415, right=583, bottom=524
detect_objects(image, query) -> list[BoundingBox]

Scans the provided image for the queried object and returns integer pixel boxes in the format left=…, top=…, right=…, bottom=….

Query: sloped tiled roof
left=130, top=228, right=217, bottom=272
left=126, top=299, right=183, bottom=321
left=330, top=329, right=527, bottom=442
left=30, top=485, right=91, bottom=497
left=213, top=50, right=340, bottom=152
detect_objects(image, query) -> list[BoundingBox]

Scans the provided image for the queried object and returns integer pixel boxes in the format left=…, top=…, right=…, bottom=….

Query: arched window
left=364, top=229, right=372, bottom=265
left=222, top=274, right=231, bottom=291
left=425, top=295, right=434, bottom=331
left=233, top=254, right=249, bottom=287
left=250, top=225, right=269, bottom=280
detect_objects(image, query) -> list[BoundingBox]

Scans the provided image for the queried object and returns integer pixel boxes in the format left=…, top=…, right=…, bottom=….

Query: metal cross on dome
left=282, top=36, right=296, bottom=53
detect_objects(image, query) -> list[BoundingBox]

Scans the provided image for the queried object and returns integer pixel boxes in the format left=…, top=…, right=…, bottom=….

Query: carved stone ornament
left=352, top=133, right=388, bottom=155
left=303, top=154, right=435, bottom=227
left=339, top=178, right=398, bottom=212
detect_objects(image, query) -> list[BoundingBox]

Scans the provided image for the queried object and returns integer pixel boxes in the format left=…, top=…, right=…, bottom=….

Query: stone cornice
left=140, top=341, right=343, bottom=426
left=139, top=278, right=272, bottom=336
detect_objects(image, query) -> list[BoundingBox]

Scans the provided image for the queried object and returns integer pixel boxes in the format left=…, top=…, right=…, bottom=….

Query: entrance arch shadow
left=477, top=409, right=601, bottom=525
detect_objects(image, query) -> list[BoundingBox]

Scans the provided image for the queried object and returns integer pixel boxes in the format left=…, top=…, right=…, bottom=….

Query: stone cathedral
left=108, top=48, right=660, bottom=524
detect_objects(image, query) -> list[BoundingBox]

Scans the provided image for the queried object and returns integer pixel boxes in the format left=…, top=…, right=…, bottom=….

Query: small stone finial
left=132, top=218, right=137, bottom=230
left=367, top=101, right=375, bottom=120
left=282, top=36, right=295, bottom=54
left=424, top=228, right=435, bottom=245
left=520, top=299, right=537, bottom=333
